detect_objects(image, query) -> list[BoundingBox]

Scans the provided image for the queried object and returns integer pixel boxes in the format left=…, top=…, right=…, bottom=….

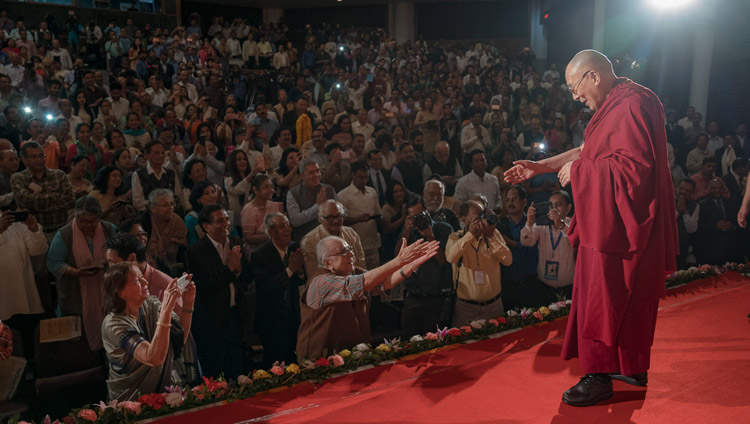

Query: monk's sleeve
left=570, top=97, right=662, bottom=253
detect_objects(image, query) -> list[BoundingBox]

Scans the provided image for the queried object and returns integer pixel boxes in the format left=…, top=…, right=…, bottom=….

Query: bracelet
left=156, top=321, right=171, bottom=328
left=182, top=308, right=194, bottom=313
left=399, top=268, right=410, bottom=280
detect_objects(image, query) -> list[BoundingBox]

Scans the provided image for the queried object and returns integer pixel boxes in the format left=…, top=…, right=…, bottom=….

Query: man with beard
left=423, top=141, right=463, bottom=197
left=422, top=179, right=460, bottom=231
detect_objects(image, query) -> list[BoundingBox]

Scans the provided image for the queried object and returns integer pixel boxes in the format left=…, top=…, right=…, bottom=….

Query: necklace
left=124, top=310, right=138, bottom=320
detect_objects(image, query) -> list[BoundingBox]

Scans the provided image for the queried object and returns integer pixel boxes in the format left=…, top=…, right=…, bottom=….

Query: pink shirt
left=240, top=200, right=284, bottom=252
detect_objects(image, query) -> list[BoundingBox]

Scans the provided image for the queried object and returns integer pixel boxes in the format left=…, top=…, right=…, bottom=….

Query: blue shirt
left=500, top=215, right=538, bottom=281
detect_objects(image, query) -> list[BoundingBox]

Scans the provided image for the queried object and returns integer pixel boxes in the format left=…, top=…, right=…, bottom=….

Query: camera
left=412, top=211, right=432, bottom=230
left=481, top=212, right=498, bottom=226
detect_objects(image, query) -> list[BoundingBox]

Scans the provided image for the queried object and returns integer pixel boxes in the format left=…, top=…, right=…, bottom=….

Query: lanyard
left=549, top=225, right=563, bottom=257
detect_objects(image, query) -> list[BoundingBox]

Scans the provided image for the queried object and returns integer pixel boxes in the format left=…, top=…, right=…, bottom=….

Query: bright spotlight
left=46, top=114, right=54, bottom=121
left=646, top=0, right=695, bottom=10
left=24, top=107, right=32, bottom=114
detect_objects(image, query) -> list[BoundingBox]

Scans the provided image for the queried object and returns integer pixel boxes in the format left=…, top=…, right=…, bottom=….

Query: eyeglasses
left=322, top=214, right=344, bottom=223
left=568, top=70, right=592, bottom=96
left=327, top=244, right=354, bottom=258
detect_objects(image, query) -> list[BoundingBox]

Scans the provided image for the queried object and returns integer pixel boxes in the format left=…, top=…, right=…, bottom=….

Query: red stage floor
left=151, top=272, right=750, bottom=424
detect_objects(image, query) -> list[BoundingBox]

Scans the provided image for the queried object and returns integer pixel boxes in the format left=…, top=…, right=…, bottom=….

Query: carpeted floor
left=151, top=272, right=750, bottom=424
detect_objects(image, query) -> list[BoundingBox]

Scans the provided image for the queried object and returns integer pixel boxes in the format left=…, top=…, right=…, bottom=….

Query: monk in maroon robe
left=505, top=50, right=678, bottom=406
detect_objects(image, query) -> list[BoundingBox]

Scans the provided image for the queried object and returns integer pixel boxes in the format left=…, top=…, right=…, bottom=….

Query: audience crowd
left=0, top=8, right=748, bottom=402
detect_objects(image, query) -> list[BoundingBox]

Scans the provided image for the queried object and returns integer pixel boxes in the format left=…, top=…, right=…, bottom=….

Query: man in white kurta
left=0, top=211, right=47, bottom=321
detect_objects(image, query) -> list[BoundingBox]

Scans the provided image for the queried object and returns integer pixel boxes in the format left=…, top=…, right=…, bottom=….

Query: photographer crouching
left=397, top=199, right=455, bottom=338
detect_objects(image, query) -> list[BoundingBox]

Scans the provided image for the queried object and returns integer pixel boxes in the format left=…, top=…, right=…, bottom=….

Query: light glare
left=646, top=0, right=695, bottom=10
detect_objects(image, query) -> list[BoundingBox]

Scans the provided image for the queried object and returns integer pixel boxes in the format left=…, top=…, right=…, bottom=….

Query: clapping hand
left=287, top=249, right=305, bottom=274
left=226, top=245, right=243, bottom=273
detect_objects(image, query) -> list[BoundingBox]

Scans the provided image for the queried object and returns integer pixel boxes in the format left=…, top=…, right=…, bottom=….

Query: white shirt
left=520, top=219, right=575, bottom=288
left=454, top=171, right=503, bottom=210
left=130, top=162, right=182, bottom=211
left=352, top=120, right=374, bottom=142
left=146, top=87, right=169, bottom=108
left=460, top=123, right=491, bottom=154
left=706, top=136, right=723, bottom=155
left=0, top=220, right=47, bottom=320
left=338, top=183, right=382, bottom=250
left=107, top=96, right=130, bottom=122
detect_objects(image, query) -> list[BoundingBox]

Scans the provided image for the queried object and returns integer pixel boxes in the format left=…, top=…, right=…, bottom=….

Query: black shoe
left=609, top=371, right=648, bottom=386
left=562, top=373, right=613, bottom=407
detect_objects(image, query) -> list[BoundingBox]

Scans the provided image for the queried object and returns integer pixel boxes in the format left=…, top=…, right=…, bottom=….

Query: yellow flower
left=253, top=369, right=271, bottom=379
left=339, top=349, right=351, bottom=358
left=285, top=364, right=301, bottom=374
left=376, top=343, right=392, bottom=353
left=539, top=306, right=550, bottom=316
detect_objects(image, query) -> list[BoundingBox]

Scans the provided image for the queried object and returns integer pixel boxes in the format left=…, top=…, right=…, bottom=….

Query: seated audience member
left=423, top=140, right=463, bottom=197
left=391, top=142, right=424, bottom=198
left=722, top=158, right=749, bottom=205
left=186, top=204, right=247, bottom=379
left=675, top=178, right=699, bottom=270
left=132, top=141, right=181, bottom=212
left=287, top=157, right=336, bottom=241
left=185, top=181, right=219, bottom=245
left=48, top=195, right=116, bottom=350
left=690, top=157, right=730, bottom=201
left=454, top=149, right=503, bottom=212
left=446, top=200, right=512, bottom=326
left=695, top=178, right=738, bottom=265
left=520, top=191, right=575, bottom=307
left=685, top=133, right=712, bottom=175
left=11, top=141, right=75, bottom=237
left=296, top=235, right=439, bottom=359
left=423, top=179, right=460, bottom=231
left=321, top=143, right=352, bottom=193
left=301, top=199, right=366, bottom=278
left=366, top=149, right=391, bottom=206
left=399, top=200, right=454, bottom=337
left=143, top=189, right=187, bottom=276
left=0, top=210, right=47, bottom=355
left=101, top=262, right=196, bottom=400
left=338, top=160, right=382, bottom=269
left=714, top=134, right=744, bottom=178
left=497, top=185, right=539, bottom=310
left=250, top=213, right=305, bottom=367
left=241, top=174, right=284, bottom=257
left=90, top=165, right=135, bottom=226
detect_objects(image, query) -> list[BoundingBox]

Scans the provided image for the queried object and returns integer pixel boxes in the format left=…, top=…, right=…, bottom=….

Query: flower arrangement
left=7, top=261, right=747, bottom=424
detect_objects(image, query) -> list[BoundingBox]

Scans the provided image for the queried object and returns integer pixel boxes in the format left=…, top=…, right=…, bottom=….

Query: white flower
left=688, top=266, right=698, bottom=272
left=355, top=343, right=370, bottom=352
left=507, top=310, right=519, bottom=317
left=165, top=392, right=183, bottom=408
left=237, top=375, right=252, bottom=385
left=409, top=335, right=424, bottom=342
left=565, top=299, right=572, bottom=305
left=549, top=304, right=559, bottom=311
left=470, top=319, right=486, bottom=329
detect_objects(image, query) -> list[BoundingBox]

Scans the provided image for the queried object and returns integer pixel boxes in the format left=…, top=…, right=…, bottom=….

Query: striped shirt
left=11, top=168, right=75, bottom=232
left=305, top=273, right=366, bottom=310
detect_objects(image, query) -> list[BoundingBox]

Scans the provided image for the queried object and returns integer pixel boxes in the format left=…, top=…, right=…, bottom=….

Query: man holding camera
left=445, top=200, right=512, bottom=326
left=399, top=199, right=454, bottom=337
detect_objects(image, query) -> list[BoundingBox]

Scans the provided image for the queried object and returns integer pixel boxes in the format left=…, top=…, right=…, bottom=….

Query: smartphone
left=385, top=112, right=395, bottom=118
left=177, top=274, right=190, bottom=291
left=491, top=104, right=500, bottom=110
left=53, top=56, right=61, bottom=63
left=533, top=201, right=555, bottom=227
left=367, top=74, right=374, bottom=82
left=9, top=211, right=29, bottom=222
left=340, top=150, right=352, bottom=161
left=198, top=135, right=207, bottom=146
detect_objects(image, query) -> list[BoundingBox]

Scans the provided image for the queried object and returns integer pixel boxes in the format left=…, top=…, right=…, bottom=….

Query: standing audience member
left=338, top=161, right=382, bottom=269
left=286, top=158, right=336, bottom=241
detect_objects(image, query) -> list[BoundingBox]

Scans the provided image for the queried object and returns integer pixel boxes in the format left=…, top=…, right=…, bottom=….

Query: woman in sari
left=101, top=261, right=196, bottom=400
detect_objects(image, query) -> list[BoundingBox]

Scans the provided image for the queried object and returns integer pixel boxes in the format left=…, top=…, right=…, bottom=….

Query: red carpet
left=151, top=272, right=750, bottom=424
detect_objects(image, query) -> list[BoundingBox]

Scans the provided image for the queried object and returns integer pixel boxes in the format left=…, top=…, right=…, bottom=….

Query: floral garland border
left=8, top=262, right=749, bottom=424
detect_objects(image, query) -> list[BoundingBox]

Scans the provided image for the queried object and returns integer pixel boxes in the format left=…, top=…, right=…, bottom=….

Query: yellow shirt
left=445, top=230, right=512, bottom=302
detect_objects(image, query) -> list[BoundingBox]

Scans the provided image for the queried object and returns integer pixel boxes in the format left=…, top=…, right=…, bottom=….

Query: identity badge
left=544, top=260, right=559, bottom=281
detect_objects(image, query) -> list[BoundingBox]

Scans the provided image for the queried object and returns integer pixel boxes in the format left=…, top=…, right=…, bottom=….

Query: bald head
left=565, top=50, right=617, bottom=111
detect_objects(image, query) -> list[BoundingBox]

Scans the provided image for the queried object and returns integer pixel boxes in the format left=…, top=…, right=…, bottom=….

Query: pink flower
left=447, top=328, right=461, bottom=337
left=270, top=365, right=284, bottom=376
left=328, top=354, right=345, bottom=367
left=118, top=401, right=142, bottom=415
left=520, top=309, right=530, bottom=319
left=460, top=326, right=472, bottom=333
left=533, top=311, right=544, bottom=321
left=424, top=332, right=438, bottom=341
left=77, top=409, right=97, bottom=422
left=315, top=357, right=330, bottom=367
left=488, top=319, right=499, bottom=326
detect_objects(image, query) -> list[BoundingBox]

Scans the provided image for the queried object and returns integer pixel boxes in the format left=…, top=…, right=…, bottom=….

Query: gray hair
left=298, top=157, right=319, bottom=174
left=74, top=195, right=102, bottom=217
left=148, top=188, right=175, bottom=206
left=316, top=235, right=345, bottom=267
left=264, top=212, right=288, bottom=234
left=424, top=179, right=445, bottom=195
left=317, top=199, right=346, bottom=222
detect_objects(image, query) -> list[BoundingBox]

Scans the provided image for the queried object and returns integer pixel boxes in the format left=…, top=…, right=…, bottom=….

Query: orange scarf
left=295, top=113, right=312, bottom=148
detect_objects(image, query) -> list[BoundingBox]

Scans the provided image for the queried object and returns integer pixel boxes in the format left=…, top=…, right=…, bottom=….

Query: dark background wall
left=416, top=0, right=528, bottom=40
left=285, top=5, right=387, bottom=29
left=180, top=1, right=263, bottom=28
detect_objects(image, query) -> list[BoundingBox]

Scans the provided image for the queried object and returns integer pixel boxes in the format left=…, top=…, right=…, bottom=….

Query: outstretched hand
left=396, top=238, right=441, bottom=268
left=504, top=160, right=554, bottom=184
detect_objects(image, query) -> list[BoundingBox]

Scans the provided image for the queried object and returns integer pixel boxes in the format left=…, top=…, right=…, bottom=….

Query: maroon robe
left=562, top=78, right=678, bottom=375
